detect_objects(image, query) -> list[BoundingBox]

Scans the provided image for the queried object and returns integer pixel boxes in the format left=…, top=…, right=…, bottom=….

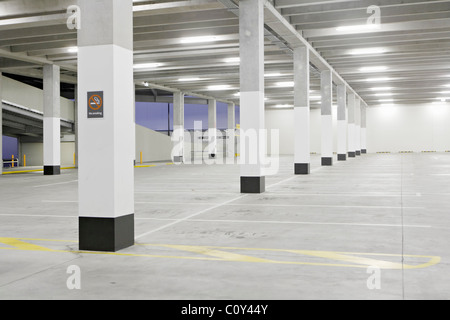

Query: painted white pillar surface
left=239, top=0, right=266, bottom=193
left=77, top=0, right=135, bottom=252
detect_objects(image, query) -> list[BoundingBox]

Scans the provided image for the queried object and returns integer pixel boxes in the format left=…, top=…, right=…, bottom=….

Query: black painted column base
left=173, top=156, right=183, bottom=163
left=356, top=150, right=361, bottom=156
left=348, top=151, right=356, bottom=158
left=241, top=176, right=265, bottom=194
left=79, top=213, right=135, bottom=252
left=321, top=157, right=333, bottom=166
left=361, top=149, right=367, bottom=154
left=337, top=154, right=347, bottom=161
left=294, top=163, right=310, bottom=175
left=44, top=165, right=60, bottom=175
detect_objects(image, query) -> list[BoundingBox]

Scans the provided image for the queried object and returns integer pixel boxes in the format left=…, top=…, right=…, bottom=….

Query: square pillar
left=337, top=85, right=347, bottom=161
left=43, top=64, right=61, bottom=175
left=77, top=0, right=135, bottom=252
left=347, top=93, right=356, bottom=158
left=208, top=99, right=217, bottom=159
left=173, top=92, right=185, bottom=163
left=321, top=69, right=333, bottom=166
left=227, top=102, right=236, bottom=160
left=0, top=73, right=2, bottom=175
left=293, top=46, right=310, bottom=174
left=239, top=0, right=265, bottom=193
left=355, top=97, right=361, bottom=156
left=361, top=104, right=367, bottom=154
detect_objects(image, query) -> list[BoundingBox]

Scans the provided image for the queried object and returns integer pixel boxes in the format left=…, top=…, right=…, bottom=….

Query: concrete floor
left=0, top=153, right=449, bottom=300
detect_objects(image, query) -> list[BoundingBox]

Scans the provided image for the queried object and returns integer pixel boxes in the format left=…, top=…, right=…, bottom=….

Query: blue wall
left=135, top=101, right=240, bottom=132
left=2, top=136, right=18, bottom=160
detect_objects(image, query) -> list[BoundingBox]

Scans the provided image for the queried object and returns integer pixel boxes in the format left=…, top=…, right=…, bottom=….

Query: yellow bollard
left=140, top=151, right=143, bottom=164
left=23, top=154, right=26, bottom=167
left=73, top=152, right=76, bottom=166
left=11, top=155, right=14, bottom=168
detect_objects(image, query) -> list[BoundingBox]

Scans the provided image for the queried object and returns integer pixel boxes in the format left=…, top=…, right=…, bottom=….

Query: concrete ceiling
left=0, top=0, right=449, bottom=109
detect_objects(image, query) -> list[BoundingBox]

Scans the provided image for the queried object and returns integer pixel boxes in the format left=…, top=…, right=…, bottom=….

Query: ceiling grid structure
left=0, top=0, right=448, bottom=109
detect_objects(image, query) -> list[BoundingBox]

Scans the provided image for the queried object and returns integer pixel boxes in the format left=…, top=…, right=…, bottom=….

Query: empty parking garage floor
left=0, top=153, right=448, bottom=300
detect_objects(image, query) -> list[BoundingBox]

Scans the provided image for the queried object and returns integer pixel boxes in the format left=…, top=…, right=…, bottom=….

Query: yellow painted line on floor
left=0, top=237, right=440, bottom=270
left=159, top=244, right=274, bottom=263
left=2, top=167, right=76, bottom=175
left=134, top=165, right=156, bottom=168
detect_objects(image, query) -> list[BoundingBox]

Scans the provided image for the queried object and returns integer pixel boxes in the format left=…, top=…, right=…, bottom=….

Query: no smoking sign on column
left=87, top=91, right=104, bottom=118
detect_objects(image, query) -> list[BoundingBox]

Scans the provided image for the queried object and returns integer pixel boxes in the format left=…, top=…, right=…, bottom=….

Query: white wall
left=265, top=107, right=338, bottom=155
left=265, top=102, right=450, bottom=155
left=22, top=142, right=75, bottom=167
left=135, top=124, right=173, bottom=162
left=367, top=103, right=450, bottom=153
left=1, top=76, right=75, bottom=121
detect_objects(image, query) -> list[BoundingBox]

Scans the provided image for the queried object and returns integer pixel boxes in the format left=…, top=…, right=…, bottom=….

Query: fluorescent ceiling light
left=224, top=57, right=240, bottom=63
left=370, top=87, right=392, bottom=91
left=143, top=82, right=149, bottom=87
left=350, top=48, right=387, bottom=55
left=274, top=104, right=293, bottom=108
left=444, top=84, right=450, bottom=88
left=310, top=95, right=322, bottom=100
left=375, top=93, right=393, bottom=97
left=360, top=66, right=388, bottom=72
left=178, top=77, right=201, bottom=82
left=440, top=91, right=450, bottom=94
left=276, top=81, right=294, bottom=87
left=233, top=92, right=240, bottom=97
left=336, top=24, right=380, bottom=32
left=180, top=36, right=219, bottom=44
left=67, top=47, right=78, bottom=53
left=378, top=99, right=394, bottom=102
left=265, top=73, right=282, bottom=77
left=133, top=63, right=162, bottom=69
left=366, top=77, right=391, bottom=82
left=208, top=85, right=231, bottom=91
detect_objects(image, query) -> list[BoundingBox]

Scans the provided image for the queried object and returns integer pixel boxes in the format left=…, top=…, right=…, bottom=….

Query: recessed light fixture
left=274, top=104, right=293, bottom=108
left=224, top=57, right=240, bottom=63
left=133, top=63, right=162, bottom=69
left=276, top=81, right=294, bottom=87
left=336, top=24, right=381, bottom=32
left=208, top=85, right=231, bottom=91
left=366, top=77, right=391, bottom=82
left=350, top=48, right=387, bottom=55
left=180, top=36, right=219, bottom=44
left=143, top=82, right=149, bottom=87
left=370, top=87, right=392, bottom=91
left=265, top=73, right=282, bottom=77
left=359, top=66, right=388, bottom=72
left=178, top=77, right=201, bottom=82
left=67, top=47, right=78, bottom=53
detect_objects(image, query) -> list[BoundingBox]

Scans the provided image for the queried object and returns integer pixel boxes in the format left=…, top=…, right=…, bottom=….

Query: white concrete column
left=74, top=84, right=78, bottom=168
left=321, top=69, right=333, bottom=166
left=227, top=102, right=235, bottom=159
left=337, top=85, right=347, bottom=161
left=0, top=73, right=2, bottom=175
left=77, top=0, right=134, bottom=252
left=239, top=0, right=266, bottom=193
left=173, top=91, right=185, bottom=163
left=293, top=45, right=310, bottom=174
left=347, top=93, right=356, bottom=158
left=43, top=64, right=61, bottom=175
left=361, top=103, right=367, bottom=154
left=355, top=97, right=361, bottom=156
left=208, top=99, right=217, bottom=159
